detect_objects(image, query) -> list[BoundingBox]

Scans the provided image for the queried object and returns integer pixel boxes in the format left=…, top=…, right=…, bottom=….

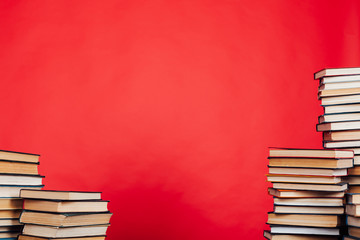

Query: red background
left=0, top=0, right=359, bottom=239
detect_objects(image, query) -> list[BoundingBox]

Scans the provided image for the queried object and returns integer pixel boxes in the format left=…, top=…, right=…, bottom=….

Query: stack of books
left=0, top=150, right=44, bottom=240
left=264, top=148, right=354, bottom=240
left=315, top=67, right=360, bottom=239
left=18, top=189, right=112, bottom=240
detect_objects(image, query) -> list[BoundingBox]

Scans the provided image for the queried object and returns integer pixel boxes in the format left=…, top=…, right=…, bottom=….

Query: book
left=0, top=175, right=43, bottom=186
left=319, top=113, right=360, bottom=123
left=22, top=224, right=109, bottom=238
left=0, top=219, right=21, bottom=226
left=344, top=176, right=360, bottom=185
left=267, top=175, right=342, bottom=184
left=355, top=155, right=360, bottom=165
left=268, top=157, right=353, bottom=169
left=0, top=161, right=38, bottom=175
left=267, top=212, right=341, bottom=227
left=270, top=225, right=340, bottom=235
left=0, top=210, right=21, bottom=219
left=0, top=198, right=22, bottom=210
left=272, top=182, right=348, bottom=192
left=23, top=199, right=109, bottom=213
left=20, top=190, right=101, bottom=201
left=0, top=150, right=39, bottom=163
left=268, top=167, right=347, bottom=176
left=319, top=82, right=360, bottom=91
left=314, top=67, right=360, bottom=79
left=324, top=140, right=360, bottom=149
left=18, top=235, right=106, bottom=240
left=344, top=236, right=360, bottom=240
left=324, top=104, right=360, bottom=114
left=348, top=185, right=360, bottom=193
left=269, top=148, right=354, bottom=159
left=349, top=226, right=360, bottom=238
left=324, top=130, right=360, bottom=141
left=273, top=205, right=344, bottom=214
left=273, top=197, right=343, bottom=206
left=318, top=121, right=360, bottom=131
left=0, top=232, right=20, bottom=238
left=348, top=215, right=360, bottom=227
left=20, top=211, right=112, bottom=227
left=320, top=75, right=360, bottom=84
left=348, top=194, right=360, bottom=204
left=348, top=166, right=360, bottom=175
left=346, top=204, right=360, bottom=216
left=268, top=188, right=344, bottom=198
left=264, top=230, right=340, bottom=240
left=319, top=88, right=360, bottom=98
left=0, top=225, right=22, bottom=232
left=0, top=186, right=43, bottom=198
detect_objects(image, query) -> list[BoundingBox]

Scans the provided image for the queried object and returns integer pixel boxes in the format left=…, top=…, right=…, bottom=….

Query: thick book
left=272, top=182, right=348, bottom=192
left=273, top=205, right=344, bottom=215
left=270, top=225, right=340, bottom=235
left=273, top=198, right=343, bottom=207
left=348, top=166, right=360, bottom=176
left=0, top=210, right=21, bottom=219
left=317, top=121, right=360, bottom=131
left=0, top=232, right=20, bottom=238
left=344, top=176, right=360, bottom=185
left=348, top=215, right=360, bottom=227
left=264, top=230, right=340, bottom=240
left=0, top=198, right=22, bottom=210
left=0, top=225, right=22, bottom=232
left=267, top=212, right=341, bottom=227
left=0, top=175, right=43, bottom=186
left=18, top=235, right=106, bottom=240
left=19, top=211, right=112, bottom=227
left=23, top=199, right=109, bottom=213
left=268, top=157, right=353, bottom=169
left=319, top=113, right=360, bottom=123
left=22, top=224, right=109, bottom=238
left=0, top=186, right=43, bottom=198
left=319, top=88, right=360, bottom=98
left=314, top=67, right=360, bottom=79
left=269, top=148, right=353, bottom=159
left=324, top=130, right=360, bottom=141
left=268, top=167, right=347, bottom=177
left=349, top=226, right=360, bottom=238
left=20, top=190, right=101, bottom=201
left=0, top=219, right=21, bottom=226
left=348, top=194, right=360, bottom=204
left=0, top=161, right=38, bottom=175
left=348, top=185, right=360, bottom=194
left=346, top=204, right=360, bottom=216
left=267, top=175, right=342, bottom=184
left=0, top=150, right=39, bottom=163
left=268, top=188, right=344, bottom=198
left=319, top=82, right=360, bottom=91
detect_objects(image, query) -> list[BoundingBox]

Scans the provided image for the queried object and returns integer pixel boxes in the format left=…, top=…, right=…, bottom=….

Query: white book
left=317, top=121, right=360, bottom=131
left=315, top=67, right=360, bottom=79
left=321, top=75, right=360, bottom=84
left=0, top=186, right=43, bottom=197
left=319, top=82, right=360, bottom=91
left=324, top=104, right=360, bottom=114
left=0, top=175, right=43, bottom=186
left=270, top=226, right=339, bottom=235
left=324, top=140, right=360, bottom=148
left=319, top=113, right=360, bottom=123
left=322, top=95, right=360, bottom=106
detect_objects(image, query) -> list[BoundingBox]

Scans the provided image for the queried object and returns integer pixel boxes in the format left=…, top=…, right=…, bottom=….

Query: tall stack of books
left=0, top=150, right=44, bottom=240
left=18, top=189, right=112, bottom=240
left=315, top=67, right=360, bottom=239
left=264, top=148, right=354, bottom=240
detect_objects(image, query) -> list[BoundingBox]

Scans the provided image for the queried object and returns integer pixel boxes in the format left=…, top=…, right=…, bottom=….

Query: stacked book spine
left=0, top=150, right=44, bottom=240
left=18, top=189, right=112, bottom=240
left=264, top=148, right=354, bottom=240
left=315, top=67, right=360, bottom=239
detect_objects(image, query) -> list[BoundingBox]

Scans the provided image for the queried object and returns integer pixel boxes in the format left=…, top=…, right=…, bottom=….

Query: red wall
left=0, top=0, right=359, bottom=239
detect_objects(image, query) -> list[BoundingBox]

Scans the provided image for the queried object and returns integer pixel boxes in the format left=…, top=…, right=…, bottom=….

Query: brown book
left=20, top=211, right=112, bottom=227
left=344, top=176, right=360, bottom=185
left=268, top=188, right=344, bottom=198
left=0, top=161, right=38, bottom=175
left=347, top=215, right=360, bottom=227
left=272, top=182, right=347, bottom=192
left=348, top=226, right=360, bottom=238
left=20, top=190, right=101, bottom=201
left=22, top=224, right=109, bottom=238
left=18, top=235, right=106, bottom=240
left=0, top=198, right=22, bottom=210
left=346, top=204, right=360, bottom=216
left=0, top=218, right=22, bottom=226
left=348, top=185, right=360, bottom=193
left=0, top=232, right=20, bottom=238
left=268, top=157, right=353, bottom=169
left=269, top=167, right=348, bottom=176
left=23, top=199, right=109, bottom=213
left=348, top=166, right=360, bottom=176
left=0, top=150, right=39, bottom=163
left=324, top=130, right=360, bottom=141
left=269, top=148, right=354, bottom=159
left=0, top=210, right=22, bottom=218
left=264, top=230, right=339, bottom=240
left=274, top=205, right=344, bottom=214
left=267, top=175, right=342, bottom=184
left=267, top=212, right=341, bottom=227
left=319, top=87, right=360, bottom=98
